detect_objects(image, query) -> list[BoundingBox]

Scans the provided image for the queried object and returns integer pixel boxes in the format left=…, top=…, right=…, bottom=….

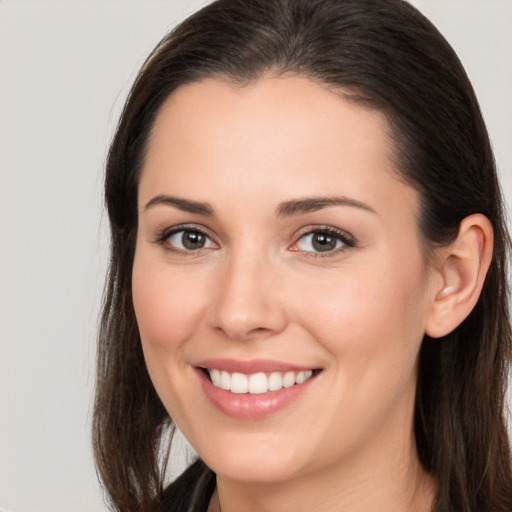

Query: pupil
left=312, top=233, right=336, bottom=252
left=182, top=231, right=205, bottom=250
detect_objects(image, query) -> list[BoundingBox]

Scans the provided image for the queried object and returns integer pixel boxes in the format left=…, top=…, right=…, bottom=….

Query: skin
left=132, top=76, right=442, bottom=511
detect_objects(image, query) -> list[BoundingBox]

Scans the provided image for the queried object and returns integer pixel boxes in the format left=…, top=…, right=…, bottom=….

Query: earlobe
left=425, top=214, right=493, bottom=339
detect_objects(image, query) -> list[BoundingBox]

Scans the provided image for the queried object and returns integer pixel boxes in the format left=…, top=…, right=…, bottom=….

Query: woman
left=92, top=0, right=512, bottom=511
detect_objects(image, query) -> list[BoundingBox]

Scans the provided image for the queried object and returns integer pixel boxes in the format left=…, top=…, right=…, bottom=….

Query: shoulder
left=158, top=459, right=216, bottom=512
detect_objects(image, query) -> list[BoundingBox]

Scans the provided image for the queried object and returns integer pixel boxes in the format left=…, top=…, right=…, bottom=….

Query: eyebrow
left=276, top=196, right=377, bottom=217
left=144, top=195, right=214, bottom=216
left=144, top=194, right=376, bottom=217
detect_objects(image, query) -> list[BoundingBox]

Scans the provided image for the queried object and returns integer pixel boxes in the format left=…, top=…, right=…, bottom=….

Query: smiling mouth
left=202, top=368, right=320, bottom=394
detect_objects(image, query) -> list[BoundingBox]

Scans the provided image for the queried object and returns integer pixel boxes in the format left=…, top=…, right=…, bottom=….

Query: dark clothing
left=160, top=459, right=216, bottom=512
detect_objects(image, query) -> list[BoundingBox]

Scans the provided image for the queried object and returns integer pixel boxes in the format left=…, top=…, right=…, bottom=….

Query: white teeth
left=283, top=371, right=296, bottom=388
left=295, top=371, right=307, bottom=384
left=248, top=372, right=268, bottom=394
left=207, top=368, right=315, bottom=394
left=220, top=371, right=231, bottom=390
left=296, top=370, right=313, bottom=384
left=230, top=372, right=248, bottom=394
left=268, top=372, right=283, bottom=391
left=210, top=369, right=221, bottom=387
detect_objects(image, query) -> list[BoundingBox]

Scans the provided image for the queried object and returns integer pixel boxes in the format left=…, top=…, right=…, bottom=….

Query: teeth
left=207, top=368, right=314, bottom=394
left=220, top=371, right=231, bottom=390
left=248, top=372, right=268, bottom=394
left=231, top=372, right=248, bottom=394
left=295, top=371, right=307, bottom=384
left=283, top=371, right=296, bottom=388
left=210, top=369, right=221, bottom=387
left=268, top=372, right=283, bottom=391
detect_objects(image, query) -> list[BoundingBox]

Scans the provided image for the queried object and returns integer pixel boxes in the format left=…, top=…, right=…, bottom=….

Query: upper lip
left=194, top=358, right=319, bottom=374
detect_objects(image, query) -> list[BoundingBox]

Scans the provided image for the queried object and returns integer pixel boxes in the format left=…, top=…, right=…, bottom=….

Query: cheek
left=295, top=257, right=429, bottom=375
left=131, top=250, right=213, bottom=420
left=290, top=258, right=429, bottom=452
left=132, top=255, right=209, bottom=352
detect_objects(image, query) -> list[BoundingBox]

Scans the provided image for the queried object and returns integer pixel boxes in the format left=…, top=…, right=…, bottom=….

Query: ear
left=425, top=214, right=493, bottom=338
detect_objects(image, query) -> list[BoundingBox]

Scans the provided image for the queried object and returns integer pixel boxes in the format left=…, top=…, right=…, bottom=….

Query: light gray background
left=0, top=1, right=511, bottom=511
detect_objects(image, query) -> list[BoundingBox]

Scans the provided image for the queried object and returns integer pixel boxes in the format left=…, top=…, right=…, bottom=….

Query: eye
left=291, top=228, right=354, bottom=255
left=159, top=227, right=217, bottom=252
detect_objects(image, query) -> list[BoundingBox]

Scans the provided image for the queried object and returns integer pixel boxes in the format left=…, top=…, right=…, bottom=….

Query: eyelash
left=153, top=224, right=356, bottom=257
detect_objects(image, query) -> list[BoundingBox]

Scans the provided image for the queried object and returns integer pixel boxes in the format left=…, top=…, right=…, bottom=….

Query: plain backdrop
left=0, top=1, right=511, bottom=511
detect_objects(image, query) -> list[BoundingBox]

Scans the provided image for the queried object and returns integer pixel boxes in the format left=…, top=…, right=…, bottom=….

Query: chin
left=196, top=431, right=308, bottom=484
left=209, top=456, right=300, bottom=484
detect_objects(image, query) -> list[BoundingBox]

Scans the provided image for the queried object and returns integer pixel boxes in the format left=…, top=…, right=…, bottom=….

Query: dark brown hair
left=93, top=0, right=512, bottom=510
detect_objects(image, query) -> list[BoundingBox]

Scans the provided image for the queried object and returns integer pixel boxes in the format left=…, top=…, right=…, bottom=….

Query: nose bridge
left=210, top=241, right=286, bottom=340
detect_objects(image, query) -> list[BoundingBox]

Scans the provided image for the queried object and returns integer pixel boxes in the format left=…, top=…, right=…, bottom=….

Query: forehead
left=145, top=75, right=392, bottom=171
left=140, top=76, right=417, bottom=223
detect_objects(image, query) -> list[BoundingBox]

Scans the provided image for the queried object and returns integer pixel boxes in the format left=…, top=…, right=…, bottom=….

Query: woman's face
left=133, top=76, right=436, bottom=484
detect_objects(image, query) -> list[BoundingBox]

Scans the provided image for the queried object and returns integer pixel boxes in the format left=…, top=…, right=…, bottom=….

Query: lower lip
left=196, top=369, right=317, bottom=420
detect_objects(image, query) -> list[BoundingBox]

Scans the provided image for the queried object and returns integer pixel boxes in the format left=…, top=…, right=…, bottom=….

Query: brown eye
left=293, top=228, right=353, bottom=255
left=311, top=232, right=337, bottom=252
left=166, top=229, right=215, bottom=251
left=182, top=231, right=206, bottom=249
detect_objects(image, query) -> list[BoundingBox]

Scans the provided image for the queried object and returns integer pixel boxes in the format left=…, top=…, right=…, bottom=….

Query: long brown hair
left=93, top=0, right=512, bottom=510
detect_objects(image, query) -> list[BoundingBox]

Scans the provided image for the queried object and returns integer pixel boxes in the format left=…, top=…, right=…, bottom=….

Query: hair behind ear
left=415, top=212, right=512, bottom=511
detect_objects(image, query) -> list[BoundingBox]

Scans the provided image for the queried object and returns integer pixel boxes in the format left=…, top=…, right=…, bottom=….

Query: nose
left=208, top=251, right=288, bottom=341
